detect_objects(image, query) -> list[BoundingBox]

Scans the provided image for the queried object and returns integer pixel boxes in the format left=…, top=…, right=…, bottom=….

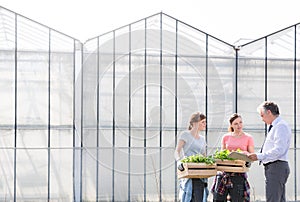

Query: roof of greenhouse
left=1, top=0, right=300, bottom=45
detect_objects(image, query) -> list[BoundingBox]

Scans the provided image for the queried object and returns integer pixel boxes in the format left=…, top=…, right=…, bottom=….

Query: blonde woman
left=175, top=112, right=207, bottom=202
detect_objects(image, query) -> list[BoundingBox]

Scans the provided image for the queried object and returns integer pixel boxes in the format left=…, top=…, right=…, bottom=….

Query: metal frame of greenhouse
left=0, top=5, right=299, bottom=201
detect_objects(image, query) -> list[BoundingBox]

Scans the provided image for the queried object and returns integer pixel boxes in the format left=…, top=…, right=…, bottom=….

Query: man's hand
left=247, top=153, right=258, bottom=161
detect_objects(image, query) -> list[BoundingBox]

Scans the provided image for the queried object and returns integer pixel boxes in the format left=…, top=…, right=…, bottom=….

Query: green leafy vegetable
left=180, top=149, right=243, bottom=165
left=181, top=154, right=215, bottom=165
left=213, top=149, right=241, bottom=160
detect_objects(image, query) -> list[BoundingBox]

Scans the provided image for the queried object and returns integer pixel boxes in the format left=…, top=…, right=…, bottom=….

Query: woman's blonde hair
left=188, top=112, right=206, bottom=130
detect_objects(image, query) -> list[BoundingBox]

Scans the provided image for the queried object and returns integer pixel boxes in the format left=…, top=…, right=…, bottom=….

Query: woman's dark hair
left=228, top=113, right=242, bottom=132
left=188, top=112, right=206, bottom=130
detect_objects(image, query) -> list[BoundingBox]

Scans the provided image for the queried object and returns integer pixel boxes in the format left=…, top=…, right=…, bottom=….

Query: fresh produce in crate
left=177, top=154, right=217, bottom=179
left=213, top=149, right=249, bottom=173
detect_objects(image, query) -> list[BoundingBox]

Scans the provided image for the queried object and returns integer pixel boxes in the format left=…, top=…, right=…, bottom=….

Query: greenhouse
left=0, top=5, right=299, bottom=201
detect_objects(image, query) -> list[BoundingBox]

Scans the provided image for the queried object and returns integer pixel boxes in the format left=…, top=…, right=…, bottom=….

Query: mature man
left=248, top=101, right=291, bottom=202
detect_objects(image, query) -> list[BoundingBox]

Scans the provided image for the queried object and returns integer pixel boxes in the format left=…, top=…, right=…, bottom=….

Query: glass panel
left=267, top=59, right=294, bottom=125
left=145, top=61, right=160, bottom=147
left=246, top=131, right=266, bottom=198
left=98, top=147, right=113, bottom=200
left=161, top=147, right=176, bottom=197
left=146, top=149, right=160, bottom=201
left=267, top=27, right=295, bottom=59
left=130, top=52, right=145, bottom=147
left=99, top=32, right=114, bottom=147
left=145, top=19, right=161, bottom=147
left=129, top=148, right=144, bottom=201
left=207, top=37, right=235, bottom=148
left=0, top=7, right=15, bottom=49
left=50, top=31, right=75, bottom=127
left=0, top=9, right=15, bottom=127
left=0, top=145, right=14, bottom=200
left=17, top=16, right=49, bottom=127
left=16, top=149, right=48, bottom=200
left=115, top=27, right=130, bottom=147
left=50, top=129, right=73, bottom=147
left=238, top=38, right=266, bottom=129
left=297, top=25, right=300, bottom=172
left=0, top=48, right=15, bottom=126
left=82, top=34, right=98, bottom=190
left=17, top=130, right=47, bottom=148
left=49, top=149, right=73, bottom=201
left=177, top=22, right=206, bottom=127
left=82, top=148, right=97, bottom=201
left=114, top=148, right=129, bottom=201
left=267, top=28, right=295, bottom=128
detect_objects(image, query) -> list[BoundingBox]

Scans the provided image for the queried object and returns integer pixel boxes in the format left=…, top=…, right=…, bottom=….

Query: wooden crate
left=177, top=163, right=217, bottom=179
left=215, top=159, right=249, bottom=173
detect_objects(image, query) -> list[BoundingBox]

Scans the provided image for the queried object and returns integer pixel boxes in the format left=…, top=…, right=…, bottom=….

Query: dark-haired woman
left=211, top=113, right=254, bottom=202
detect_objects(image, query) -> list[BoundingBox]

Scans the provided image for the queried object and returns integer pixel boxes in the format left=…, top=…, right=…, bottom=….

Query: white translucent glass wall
left=0, top=7, right=81, bottom=201
left=82, top=13, right=236, bottom=201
